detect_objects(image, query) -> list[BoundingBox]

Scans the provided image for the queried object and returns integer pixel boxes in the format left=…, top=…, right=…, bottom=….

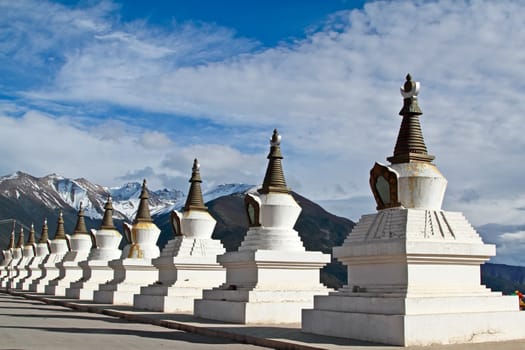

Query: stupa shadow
left=213, top=325, right=389, bottom=347
left=0, top=325, right=240, bottom=345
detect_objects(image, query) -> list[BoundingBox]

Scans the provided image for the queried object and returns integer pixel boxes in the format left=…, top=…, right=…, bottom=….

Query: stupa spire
left=54, top=210, right=67, bottom=239
left=16, top=226, right=24, bottom=248
left=100, top=195, right=116, bottom=229
left=8, top=221, right=15, bottom=249
left=72, top=203, right=89, bottom=235
left=38, top=219, right=49, bottom=243
left=387, top=74, right=435, bottom=164
left=258, top=129, right=289, bottom=194
left=39, top=218, right=49, bottom=243
left=26, top=223, right=36, bottom=245
left=184, top=159, right=207, bottom=211
left=134, top=179, right=152, bottom=223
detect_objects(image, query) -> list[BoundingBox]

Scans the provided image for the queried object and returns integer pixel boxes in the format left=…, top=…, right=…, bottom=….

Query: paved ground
left=2, top=291, right=525, bottom=350
left=0, top=293, right=265, bottom=350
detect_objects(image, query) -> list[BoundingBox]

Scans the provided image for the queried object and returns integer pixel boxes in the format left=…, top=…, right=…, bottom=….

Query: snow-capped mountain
left=0, top=171, right=253, bottom=222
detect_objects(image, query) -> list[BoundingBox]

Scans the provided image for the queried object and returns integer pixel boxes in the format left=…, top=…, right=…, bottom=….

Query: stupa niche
left=46, top=203, right=93, bottom=296
left=194, top=129, right=330, bottom=324
left=93, top=179, right=161, bottom=305
left=302, top=75, right=525, bottom=346
left=66, top=196, right=123, bottom=300
left=29, top=211, right=70, bottom=293
left=134, top=159, right=225, bottom=313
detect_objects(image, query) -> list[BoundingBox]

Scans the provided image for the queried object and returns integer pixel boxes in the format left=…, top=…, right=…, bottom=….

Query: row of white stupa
left=0, top=75, right=524, bottom=347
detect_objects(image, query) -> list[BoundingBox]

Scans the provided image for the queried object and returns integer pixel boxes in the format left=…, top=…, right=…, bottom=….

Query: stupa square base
left=302, top=308, right=525, bottom=346
left=65, top=261, right=117, bottom=300
left=195, top=297, right=322, bottom=324
left=195, top=288, right=329, bottom=324
left=45, top=267, right=83, bottom=296
left=134, top=262, right=225, bottom=313
left=28, top=267, right=61, bottom=293
left=134, top=290, right=200, bottom=313
left=92, top=258, right=158, bottom=305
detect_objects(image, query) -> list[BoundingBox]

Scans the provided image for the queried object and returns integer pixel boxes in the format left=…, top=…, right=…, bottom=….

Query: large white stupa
left=93, top=180, right=160, bottom=305
left=66, top=196, right=123, bottom=300
left=134, top=159, right=225, bottom=313
left=302, top=74, right=525, bottom=346
left=194, top=129, right=330, bottom=324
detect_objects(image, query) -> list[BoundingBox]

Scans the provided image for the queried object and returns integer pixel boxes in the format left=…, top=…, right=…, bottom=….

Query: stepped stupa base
left=194, top=250, right=330, bottom=324
left=28, top=253, right=67, bottom=293
left=133, top=261, right=225, bottom=313
left=17, top=258, right=46, bottom=290
left=134, top=287, right=203, bottom=313
left=45, top=252, right=90, bottom=296
left=133, top=237, right=226, bottom=313
left=65, top=260, right=118, bottom=300
left=93, top=258, right=158, bottom=305
left=302, top=293, right=525, bottom=346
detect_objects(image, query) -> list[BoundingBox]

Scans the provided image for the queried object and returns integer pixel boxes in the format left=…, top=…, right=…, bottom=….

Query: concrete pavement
left=0, top=292, right=265, bottom=350
left=2, top=290, right=525, bottom=350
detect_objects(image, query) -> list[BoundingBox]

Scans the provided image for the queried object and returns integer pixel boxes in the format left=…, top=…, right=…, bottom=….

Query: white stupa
left=17, top=219, right=50, bottom=290
left=45, top=204, right=93, bottom=296
left=0, top=226, right=14, bottom=272
left=29, top=211, right=70, bottom=293
left=302, top=74, right=525, bottom=346
left=134, top=159, right=225, bottom=313
left=9, top=224, right=37, bottom=289
left=66, top=196, right=122, bottom=300
left=0, top=225, right=19, bottom=288
left=194, top=129, right=330, bottom=324
left=93, top=180, right=161, bottom=305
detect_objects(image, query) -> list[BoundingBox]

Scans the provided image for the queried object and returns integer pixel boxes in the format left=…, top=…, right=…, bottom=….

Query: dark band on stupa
left=184, top=159, right=207, bottom=211
left=73, top=203, right=89, bottom=235
left=134, top=179, right=153, bottom=223
left=16, top=227, right=24, bottom=248
left=39, top=219, right=49, bottom=243
left=258, top=129, right=290, bottom=194
left=100, top=196, right=116, bottom=230
left=54, top=211, right=67, bottom=239
left=387, top=74, right=435, bottom=164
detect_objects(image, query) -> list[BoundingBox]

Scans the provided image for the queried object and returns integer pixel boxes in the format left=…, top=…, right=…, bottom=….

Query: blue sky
left=1, top=0, right=525, bottom=264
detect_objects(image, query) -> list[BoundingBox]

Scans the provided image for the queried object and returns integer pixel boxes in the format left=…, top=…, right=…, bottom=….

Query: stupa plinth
left=93, top=180, right=160, bottom=305
left=0, top=225, right=19, bottom=287
left=45, top=204, right=93, bottom=296
left=134, top=159, right=225, bottom=313
left=29, top=211, right=70, bottom=293
left=302, top=75, right=525, bottom=346
left=66, top=196, right=122, bottom=300
left=9, top=224, right=37, bottom=288
left=194, top=130, right=330, bottom=324
left=17, top=219, right=50, bottom=290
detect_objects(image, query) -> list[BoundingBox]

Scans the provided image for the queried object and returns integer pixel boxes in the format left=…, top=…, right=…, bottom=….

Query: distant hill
left=481, top=263, right=525, bottom=294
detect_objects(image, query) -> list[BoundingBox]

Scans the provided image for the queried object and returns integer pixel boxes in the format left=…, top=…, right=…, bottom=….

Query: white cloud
left=1, top=0, right=525, bottom=234
left=481, top=229, right=525, bottom=266
left=0, top=110, right=261, bottom=192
